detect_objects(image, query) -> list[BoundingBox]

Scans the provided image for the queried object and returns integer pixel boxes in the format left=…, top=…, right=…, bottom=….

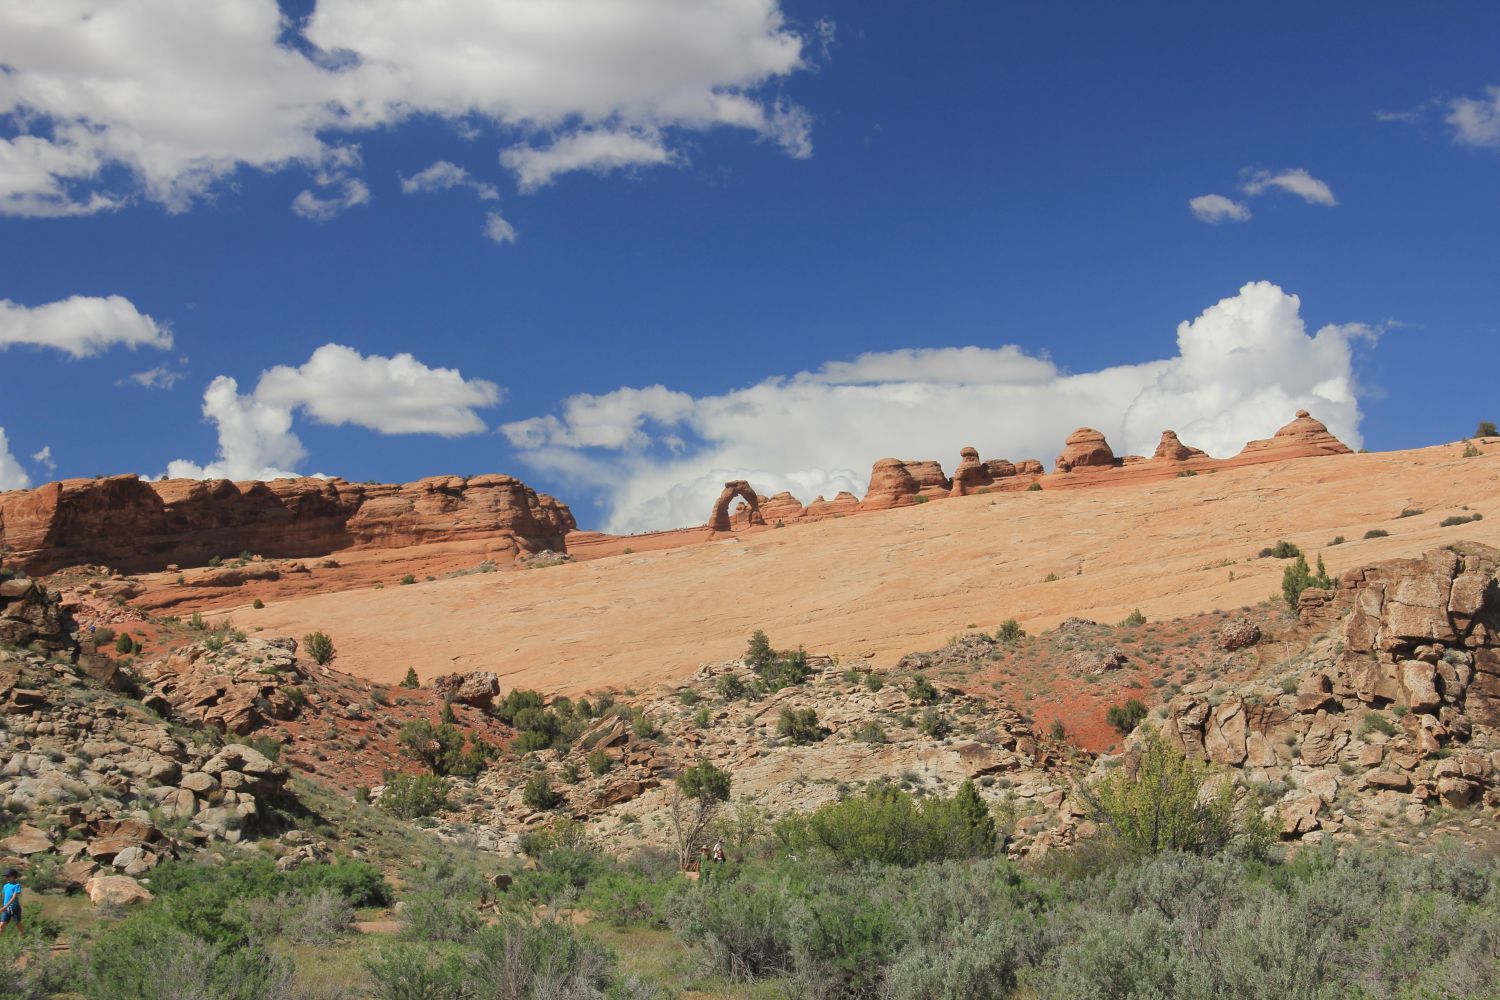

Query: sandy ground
left=218, top=440, right=1497, bottom=693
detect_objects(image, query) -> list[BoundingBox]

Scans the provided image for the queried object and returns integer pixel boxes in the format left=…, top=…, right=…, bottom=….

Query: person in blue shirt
left=0, top=868, right=21, bottom=937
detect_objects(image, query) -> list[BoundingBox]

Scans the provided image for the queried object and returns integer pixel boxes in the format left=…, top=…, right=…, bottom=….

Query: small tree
left=1079, top=726, right=1236, bottom=855
left=909, top=674, right=938, bottom=705
left=379, top=773, right=449, bottom=819
left=400, top=667, right=420, bottom=689
left=522, top=773, right=561, bottom=811
left=1282, top=553, right=1335, bottom=607
left=670, top=760, right=732, bottom=870
left=744, top=630, right=775, bottom=672
left=114, top=632, right=134, bottom=654
left=303, top=631, right=335, bottom=665
left=1106, top=698, right=1148, bottom=735
left=1476, top=421, right=1497, bottom=438
left=777, top=707, right=823, bottom=744
left=996, top=619, right=1026, bottom=643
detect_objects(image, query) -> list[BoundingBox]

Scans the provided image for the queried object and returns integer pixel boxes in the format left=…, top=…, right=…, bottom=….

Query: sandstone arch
left=709, top=480, right=766, bottom=532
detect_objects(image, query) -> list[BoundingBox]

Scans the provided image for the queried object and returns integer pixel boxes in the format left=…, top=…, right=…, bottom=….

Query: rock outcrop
left=760, top=492, right=806, bottom=524
left=0, top=473, right=575, bottom=575
left=708, top=480, right=765, bottom=532
left=1236, top=410, right=1353, bottom=462
left=1153, top=430, right=1208, bottom=462
left=0, top=576, right=75, bottom=654
left=137, top=636, right=309, bottom=736
left=805, top=492, right=860, bottom=517
left=950, top=447, right=992, bottom=497
left=861, top=458, right=951, bottom=510
left=1054, top=428, right=1116, bottom=472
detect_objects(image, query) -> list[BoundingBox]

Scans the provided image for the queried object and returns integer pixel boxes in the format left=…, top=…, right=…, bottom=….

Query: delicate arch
left=709, top=480, right=765, bottom=532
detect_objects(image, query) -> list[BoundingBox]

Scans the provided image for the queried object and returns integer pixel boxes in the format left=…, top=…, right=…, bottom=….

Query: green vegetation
left=918, top=707, right=951, bottom=739
left=1328, top=535, right=1346, bottom=546
left=1463, top=441, right=1483, bottom=458
left=1476, top=420, right=1497, bottom=438
left=399, top=573, right=416, bottom=585
left=1365, top=528, right=1390, bottom=539
left=1120, top=607, right=1147, bottom=627
left=773, top=780, right=995, bottom=867
left=744, top=629, right=812, bottom=691
left=400, top=666, right=420, bottom=689
left=379, top=772, right=450, bottom=819
left=908, top=673, right=938, bottom=704
left=1258, top=539, right=1302, bottom=559
left=1360, top=711, right=1398, bottom=738
left=396, top=719, right=494, bottom=777
left=996, top=618, right=1026, bottom=643
left=522, top=772, right=562, bottom=811
left=587, top=748, right=612, bottom=776
left=1105, top=698, right=1148, bottom=735
left=1440, top=513, right=1484, bottom=527
left=1026, top=481, right=1043, bottom=491
left=777, top=707, right=823, bottom=744
left=714, top=673, right=747, bottom=700
left=1281, top=552, right=1336, bottom=607
left=1398, top=507, right=1424, bottom=518
left=303, top=630, right=335, bottom=665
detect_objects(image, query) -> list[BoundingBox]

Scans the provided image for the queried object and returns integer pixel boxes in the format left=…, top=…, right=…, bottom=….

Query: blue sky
left=1, top=1, right=1497, bottom=531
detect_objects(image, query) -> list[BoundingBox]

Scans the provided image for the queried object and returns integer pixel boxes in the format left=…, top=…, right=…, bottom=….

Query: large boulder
left=1054, top=428, right=1116, bottom=472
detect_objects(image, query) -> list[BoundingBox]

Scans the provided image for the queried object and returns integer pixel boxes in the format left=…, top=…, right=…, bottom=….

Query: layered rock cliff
left=0, top=473, right=575, bottom=575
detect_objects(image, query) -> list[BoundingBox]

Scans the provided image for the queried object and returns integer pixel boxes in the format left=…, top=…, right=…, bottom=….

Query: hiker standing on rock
left=0, top=868, right=22, bottom=937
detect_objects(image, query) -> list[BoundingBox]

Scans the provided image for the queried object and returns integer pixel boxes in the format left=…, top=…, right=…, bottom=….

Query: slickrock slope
left=0, top=472, right=574, bottom=575
left=236, top=439, right=1499, bottom=694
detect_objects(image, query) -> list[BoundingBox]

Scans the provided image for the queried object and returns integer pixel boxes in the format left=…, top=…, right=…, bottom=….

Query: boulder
left=1053, top=428, right=1115, bottom=473
left=1217, top=617, right=1262, bottom=652
left=85, top=874, right=154, bottom=907
left=432, top=671, right=501, bottom=709
left=1152, top=430, right=1208, bottom=462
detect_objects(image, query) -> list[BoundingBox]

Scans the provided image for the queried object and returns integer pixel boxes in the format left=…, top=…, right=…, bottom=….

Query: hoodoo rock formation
left=0, top=473, right=575, bottom=576
left=950, top=447, right=992, bottom=497
left=1054, top=428, right=1117, bottom=472
left=1153, top=430, right=1209, bottom=462
left=760, top=492, right=806, bottom=523
left=1236, top=410, right=1353, bottom=461
left=708, top=480, right=765, bottom=532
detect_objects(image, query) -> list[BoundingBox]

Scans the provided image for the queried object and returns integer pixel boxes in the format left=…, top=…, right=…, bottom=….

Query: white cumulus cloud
left=1241, top=168, right=1338, bottom=206
left=0, top=428, right=30, bottom=490
left=1447, top=85, right=1500, bottom=147
left=483, top=212, right=519, bottom=245
left=503, top=282, right=1371, bottom=534
left=0, top=295, right=172, bottom=358
left=1189, top=194, right=1252, bottom=224
left=166, top=344, right=501, bottom=481
left=502, top=128, right=676, bottom=192
left=0, top=0, right=817, bottom=217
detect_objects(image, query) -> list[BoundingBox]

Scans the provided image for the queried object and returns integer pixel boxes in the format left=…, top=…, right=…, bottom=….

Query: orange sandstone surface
left=223, top=438, right=1497, bottom=693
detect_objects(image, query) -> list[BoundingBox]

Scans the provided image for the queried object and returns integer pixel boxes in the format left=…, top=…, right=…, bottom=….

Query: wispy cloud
left=1241, top=168, right=1338, bottom=206
left=1188, top=194, right=1252, bottom=223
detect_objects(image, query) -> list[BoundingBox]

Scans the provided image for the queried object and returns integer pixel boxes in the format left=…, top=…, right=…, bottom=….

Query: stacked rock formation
left=0, top=472, right=575, bottom=575
left=1153, top=430, right=1209, bottom=462
left=1054, top=428, right=1117, bottom=472
left=0, top=576, right=75, bottom=653
left=1236, top=410, right=1353, bottom=461
left=137, top=636, right=310, bottom=736
left=950, top=447, right=991, bottom=497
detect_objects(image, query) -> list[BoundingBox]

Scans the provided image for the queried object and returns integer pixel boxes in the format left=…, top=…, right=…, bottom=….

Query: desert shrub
left=1079, top=726, right=1236, bottom=855
left=398, top=891, right=485, bottom=942
left=492, top=688, right=544, bottom=724
left=744, top=630, right=812, bottom=691
left=238, top=887, right=353, bottom=946
left=379, top=773, right=449, bottom=819
left=1365, top=528, right=1390, bottom=539
left=1120, top=607, right=1147, bottom=627
left=777, top=707, right=823, bottom=744
left=1477, top=421, right=1498, bottom=438
left=302, top=631, right=335, bottom=665
left=1050, top=718, right=1067, bottom=741
left=1027, top=482, right=1042, bottom=491
left=1106, top=698, right=1148, bottom=735
left=1281, top=553, right=1334, bottom=607
left=399, top=573, right=416, bottom=585
left=396, top=719, right=493, bottom=777
left=632, top=711, right=661, bottom=739
left=918, top=708, right=951, bottom=739
left=857, top=720, right=888, bottom=743
left=82, top=913, right=292, bottom=1000
left=365, top=943, right=469, bottom=1000
left=251, top=597, right=264, bottom=609
left=996, top=619, right=1026, bottom=643
left=909, top=673, right=938, bottom=704
left=866, top=672, right=884, bottom=692
left=773, top=781, right=995, bottom=867
left=677, top=759, right=733, bottom=802
left=1328, top=535, right=1345, bottom=546
left=1398, top=507, right=1424, bottom=518
left=523, top=772, right=561, bottom=811
left=694, top=706, right=712, bottom=729
left=1258, top=540, right=1302, bottom=559
left=587, top=748, right=613, bottom=776
left=91, top=626, right=116, bottom=646
left=114, top=632, right=134, bottom=654
left=1360, top=712, right=1397, bottom=738
left=1440, top=513, right=1484, bottom=527
left=715, top=674, right=747, bottom=700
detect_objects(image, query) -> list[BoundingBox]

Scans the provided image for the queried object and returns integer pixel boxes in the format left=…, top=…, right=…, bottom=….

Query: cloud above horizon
left=503, top=281, right=1373, bottom=534
left=0, top=428, right=29, bottom=490
left=1190, top=167, right=1336, bottom=223
left=1448, top=85, right=1500, bottom=147
left=0, top=295, right=171, bottom=358
left=0, top=0, right=817, bottom=218
left=166, top=344, right=501, bottom=481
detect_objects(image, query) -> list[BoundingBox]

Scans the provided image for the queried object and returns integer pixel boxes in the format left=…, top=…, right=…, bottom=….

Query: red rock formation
left=860, top=458, right=950, bottom=510
left=1015, top=459, right=1045, bottom=476
left=1054, top=428, right=1116, bottom=473
left=760, top=492, right=805, bottom=523
left=1153, top=430, right=1208, bottom=462
left=805, top=492, right=860, bottom=517
left=950, top=447, right=993, bottom=497
left=1236, top=410, right=1352, bottom=461
left=907, top=460, right=952, bottom=497
left=708, top=480, right=765, bottom=532
left=0, top=474, right=574, bottom=576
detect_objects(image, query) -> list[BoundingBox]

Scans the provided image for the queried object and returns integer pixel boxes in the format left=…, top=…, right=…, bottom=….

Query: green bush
left=1080, top=727, right=1238, bottom=855
left=1364, top=528, right=1390, bottom=539
left=744, top=630, right=812, bottom=691
left=1477, top=421, right=1498, bottom=438
left=1258, top=540, right=1302, bottom=559
left=1120, top=607, right=1147, bottom=627
left=1027, top=482, right=1043, bottom=491
left=996, top=619, right=1026, bottom=643
left=1398, top=507, right=1424, bottom=518
left=396, top=719, right=493, bottom=777
left=492, top=688, right=544, bottom=724
left=909, top=673, right=938, bottom=704
left=694, top=706, right=712, bottom=729
left=1281, top=553, right=1334, bottom=607
left=918, top=708, right=951, bottom=739
left=1360, top=712, right=1397, bottom=738
left=676, top=759, right=733, bottom=801
left=83, top=913, right=292, bottom=1000
left=1328, top=535, right=1345, bottom=546
left=857, top=720, right=888, bottom=743
left=380, top=773, right=450, bottom=819
left=523, top=772, right=561, bottom=811
left=1463, top=441, right=1483, bottom=458
left=251, top=597, right=264, bottom=609
left=400, top=666, right=420, bottom=688
left=114, top=632, right=134, bottom=654
left=715, top=674, right=747, bottom=700
left=865, top=671, right=884, bottom=692
left=777, top=707, right=823, bottom=744
left=1440, top=513, right=1483, bottom=527
left=399, top=573, right=416, bottom=585
left=1106, top=698, right=1148, bottom=735
left=774, top=780, right=996, bottom=867
left=302, top=630, right=335, bottom=665
left=587, top=748, right=612, bottom=776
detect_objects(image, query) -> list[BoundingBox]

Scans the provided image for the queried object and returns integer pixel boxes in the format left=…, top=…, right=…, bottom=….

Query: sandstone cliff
left=0, top=473, right=575, bottom=575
